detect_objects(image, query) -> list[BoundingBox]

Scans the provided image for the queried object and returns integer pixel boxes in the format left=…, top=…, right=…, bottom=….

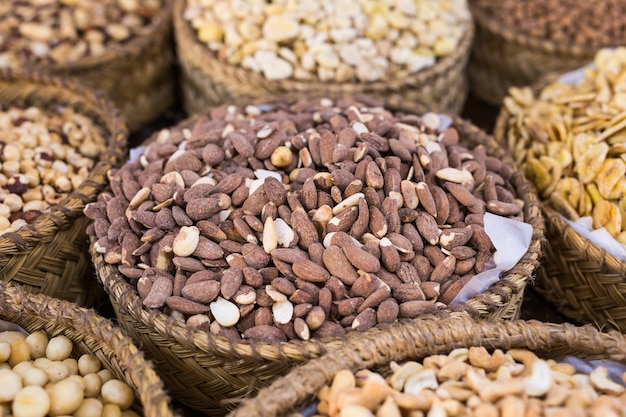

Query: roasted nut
left=88, top=97, right=529, bottom=341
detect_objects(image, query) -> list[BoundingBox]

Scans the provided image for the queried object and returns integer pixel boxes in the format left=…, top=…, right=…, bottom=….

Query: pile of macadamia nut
left=0, top=0, right=164, bottom=67
left=183, top=0, right=471, bottom=82
left=0, top=328, right=137, bottom=417
left=86, top=97, right=527, bottom=342
left=0, top=105, right=107, bottom=235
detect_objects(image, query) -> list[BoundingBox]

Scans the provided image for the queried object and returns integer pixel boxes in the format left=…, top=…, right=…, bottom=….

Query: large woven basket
left=228, top=313, right=626, bottom=417
left=493, top=84, right=626, bottom=333
left=27, top=0, right=176, bottom=132
left=468, top=4, right=597, bottom=106
left=90, top=97, right=543, bottom=416
left=0, top=68, right=128, bottom=307
left=173, top=0, right=474, bottom=116
left=0, top=281, right=178, bottom=417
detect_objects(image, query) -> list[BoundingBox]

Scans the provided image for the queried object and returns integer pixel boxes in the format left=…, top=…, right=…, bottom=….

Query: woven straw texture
left=228, top=313, right=626, bottom=417
left=468, top=5, right=597, bottom=106
left=90, top=96, right=543, bottom=416
left=36, top=0, right=176, bottom=132
left=0, top=68, right=128, bottom=307
left=493, top=88, right=626, bottom=333
left=173, top=0, right=474, bottom=117
left=0, top=281, right=178, bottom=417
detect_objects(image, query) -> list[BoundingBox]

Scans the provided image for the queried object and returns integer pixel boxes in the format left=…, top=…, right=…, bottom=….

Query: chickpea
left=8, top=340, right=31, bottom=367
left=45, top=335, right=73, bottom=361
left=44, top=361, right=70, bottom=383
left=4, top=193, right=23, bottom=213
left=102, top=403, right=123, bottom=417
left=0, top=369, right=22, bottom=402
left=0, top=331, right=26, bottom=345
left=11, top=361, right=34, bottom=378
left=98, top=368, right=114, bottom=384
left=78, top=354, right=101, bottom=376
left=25, top=330, right=48, bottom=359
left=0, top=342, right=10, bottom=362
left=63, top=358, right=78, bottom=375
left=48, top=377, right=85, bottom=416
left=83, top=373, right=102, bottom=398
left=33, top=357, right=52, bottom=370
left=22, top=367, right=48, bottom=387
left=12, top=385, right=50, bottom=417
left=101, top=379, right=134, bottom=410
left=74, top=397, right=104, bottom=417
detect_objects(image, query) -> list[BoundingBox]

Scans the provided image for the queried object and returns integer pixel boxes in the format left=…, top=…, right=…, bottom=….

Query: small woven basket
left=493, top=83, right=626, bottom=333
left=0, top=68, right=128, bottom=307
left=34, top=0, right=176, bottom=132
left=468, top=5, right=597, bottom=106
left=228, top=314, right=626, bottom=417
left=90, top=97, right=543, bottom=416
left=0, top=281, right=178, bottom=417
left=173, top=0, right=474, bottom=117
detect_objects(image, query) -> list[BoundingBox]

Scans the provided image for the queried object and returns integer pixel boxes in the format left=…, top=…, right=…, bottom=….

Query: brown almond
left=398, top=300, right=438, bottom=318
left=244, top=325, right=287, bottom=342
left=220, top=267, right=244, bottom=300
left=392, top=283, right=426, bottom=303
left=420, top=281, right=441, bottom=300
left=430, top=255, right=457, bottom=283
left=415, top=211, right=440, bottom=246
left=322, top=245, right=358, bottom=285
left=350, top=273, right=379, bottom=298
left=342, top=244, right=380, bottom=273
left=439, top=226, right=473, bottom=250
left=181, top=280, right=221, bottom=304
left=376, top=298, right=399, bottom=324
left=352, top=308, right=377, bottom=331
left=292, top=259, right=331, bottom=283
left=166, top=296, right=211, bottom=315
left=358, top=285, right=391, bottom=313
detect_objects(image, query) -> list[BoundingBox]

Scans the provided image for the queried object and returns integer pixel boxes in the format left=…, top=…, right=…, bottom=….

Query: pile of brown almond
left=86, top=97, right=526, bottom=342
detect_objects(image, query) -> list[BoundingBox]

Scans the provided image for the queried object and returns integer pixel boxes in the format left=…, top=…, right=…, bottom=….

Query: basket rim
left=227, top=314, right=626, bottom=417
left=173, top=0, right=474, bottom=96
left=492, top=73, right=626, bottom=277
left=27, top=0, right=173, bottom=72
left=470, top=5, right=601, bottom=58
left=0, top=280, right=178, bottom=417
left=91, top=95, right=544, bottom=362
left=0, top=67, right=128, bottom=253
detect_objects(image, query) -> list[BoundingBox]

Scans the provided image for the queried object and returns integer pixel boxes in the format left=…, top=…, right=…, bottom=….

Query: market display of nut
left=0, top=0, right=164, bottom=67
left=86, top=97, right=527, bottom=342
left=182, top=0, right=471, bottom=82
left=470, top=0, right=626, bottom=48
left=0, top=105, right=107, bottom=235
left=503, top=47, right=626, bottom=243
left=313, top=347, right=626, bottom=417
left=0, top=329, right=139, bottom=417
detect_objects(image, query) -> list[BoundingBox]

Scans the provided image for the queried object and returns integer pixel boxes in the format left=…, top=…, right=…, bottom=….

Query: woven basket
left=90, top=97, right=543, bottom=416
left=0, top=68, right=128, bottom=308
left=228, top=313, right=626, bottom=417
left=28, top=0, right=176, bottom=132
left=0, top=281, right=177, bottom=417
left=493, top=83, right=626, bottom=333
left=173, top=0, right=474, bottom=116
left=468, top=5, right=597, bottom=106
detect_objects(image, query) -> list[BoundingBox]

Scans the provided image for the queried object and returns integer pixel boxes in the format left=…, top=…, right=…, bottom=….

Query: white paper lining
left=451, top=213, right=533, bottom=303
left=561, top=215, right=626, bottom=261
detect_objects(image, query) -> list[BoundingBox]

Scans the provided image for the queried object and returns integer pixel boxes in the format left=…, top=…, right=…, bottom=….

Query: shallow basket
left=0, top=281, right=177, bottom=417
left=32, top=0, right=176, bottom=132
left=493, top=86, right=626, bottom=333
left=0, top=68, right=128, bottom=307
left=90, top=97, right=543, bottom=416
left=228, top=314, right=626, bottom=417
left=468, top=5, right=597, bottom=106
left=173, top=0, right=474, bottom=116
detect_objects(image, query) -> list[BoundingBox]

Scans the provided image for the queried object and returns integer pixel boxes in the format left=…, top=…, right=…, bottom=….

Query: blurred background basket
left=173, top=0, right=474, bottom=116
left=0, top=68, right=128, bottom=307
left=9, top=0, right=177, bottom=132
left=0, top=281, right=178, bottom=417
left=468, top=4, right=597, bottom=106
left=493, top=78, right=626, bottom=333
left=228, top=313, right=626, bottom=417
left=90, top=96, right=543, bottom=416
